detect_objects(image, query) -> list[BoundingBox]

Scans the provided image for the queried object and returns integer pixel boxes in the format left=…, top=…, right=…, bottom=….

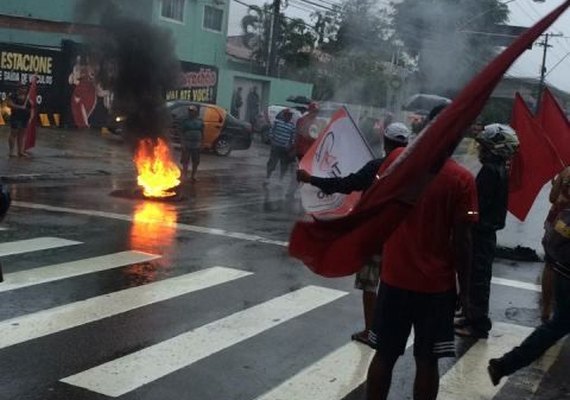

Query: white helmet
left=384, top=122, right=411, bottom=144
left=476, top=124, right=519, bottom=159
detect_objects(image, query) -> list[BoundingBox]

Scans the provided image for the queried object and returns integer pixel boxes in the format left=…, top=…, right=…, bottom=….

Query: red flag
left=508, top=94, right=562, bottom=221
left=538, top=88, right=570, bottom=166
left=289, top=1, right=570, bottom=278
left=24, top=76, right=38, bottom=151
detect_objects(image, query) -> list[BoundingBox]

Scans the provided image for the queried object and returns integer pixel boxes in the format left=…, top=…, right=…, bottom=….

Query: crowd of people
left=288, top=103, right=570, bottom=400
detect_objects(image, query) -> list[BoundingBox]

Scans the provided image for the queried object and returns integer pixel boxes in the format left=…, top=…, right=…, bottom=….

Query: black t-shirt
left=9, top=92, right=31, bottom=122
left=476, top=161, right=509, bottom=231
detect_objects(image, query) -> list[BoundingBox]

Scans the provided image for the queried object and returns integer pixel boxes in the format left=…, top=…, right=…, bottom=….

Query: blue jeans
left=498, top=271, right=570, bottom=376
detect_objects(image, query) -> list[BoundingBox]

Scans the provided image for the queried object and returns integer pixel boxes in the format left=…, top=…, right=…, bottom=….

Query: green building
left=0, top=0, right=312, bottom=126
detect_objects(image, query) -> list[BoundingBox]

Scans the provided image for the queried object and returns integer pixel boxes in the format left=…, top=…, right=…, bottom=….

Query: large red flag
left=538, top=88, right=570, bottom=166
left=508, top=94, right=563, bottom=221
left=289, top=1, right=570, bottom=278
left=24, top=76, right=38, bottom=151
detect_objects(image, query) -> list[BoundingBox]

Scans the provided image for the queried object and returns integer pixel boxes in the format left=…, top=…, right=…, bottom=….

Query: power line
left=545, top=51, right=570, bottom=78
left=296, top=0, right=337, bottom=13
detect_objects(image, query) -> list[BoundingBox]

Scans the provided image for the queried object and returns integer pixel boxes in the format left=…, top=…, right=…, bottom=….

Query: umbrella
left=403, top=93, right=452, bottom=112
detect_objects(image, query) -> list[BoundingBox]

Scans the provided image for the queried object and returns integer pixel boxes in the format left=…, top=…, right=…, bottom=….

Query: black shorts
left=10, top=118, right=28, bottom=129
left=368, top=282, right=457, bottom=359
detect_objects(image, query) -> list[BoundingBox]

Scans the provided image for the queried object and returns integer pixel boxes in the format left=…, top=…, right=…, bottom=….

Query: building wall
left=217, top=68, right=313, bottom=112
left=151, top=0, right=229, bottom=68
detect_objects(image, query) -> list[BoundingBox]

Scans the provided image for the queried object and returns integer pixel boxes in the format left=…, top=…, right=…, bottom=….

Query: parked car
left=167, top=101, right=252, bottom=156
left=107, top=101, right=252, bottom=156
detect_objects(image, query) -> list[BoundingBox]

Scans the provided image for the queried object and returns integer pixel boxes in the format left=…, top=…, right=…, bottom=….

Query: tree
left=241, top=4, right=317, bottom=75
left=392, top=0, right=509, bottom=95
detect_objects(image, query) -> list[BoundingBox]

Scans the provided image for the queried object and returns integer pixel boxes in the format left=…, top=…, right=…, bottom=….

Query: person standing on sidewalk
left=7, top=84, right=31, bottom=158
left=297, top=122, right=411, bottom=344
left=488, top=204, right=570, bottom=386
left=265, top=109, right=296, bottom=187
left=455, top=124, right=519, bottom=339
left=179, top=105, right=204, bottom=182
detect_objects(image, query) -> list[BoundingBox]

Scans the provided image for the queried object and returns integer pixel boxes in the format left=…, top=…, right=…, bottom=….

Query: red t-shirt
left=380, top=150, right=479, bottom=293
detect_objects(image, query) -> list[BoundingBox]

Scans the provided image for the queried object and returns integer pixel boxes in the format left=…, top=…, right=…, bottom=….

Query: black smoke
left=76, top=0, right=181, bottom=143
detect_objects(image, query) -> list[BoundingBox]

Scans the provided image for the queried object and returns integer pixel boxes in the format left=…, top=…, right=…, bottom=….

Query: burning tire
left=214, top=136, right=232, bottom=156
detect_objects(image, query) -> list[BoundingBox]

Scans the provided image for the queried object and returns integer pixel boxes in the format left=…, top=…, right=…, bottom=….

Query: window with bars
left=161, top=0, right=185, bottom=22
left=203, top=5, right=224, bottom=32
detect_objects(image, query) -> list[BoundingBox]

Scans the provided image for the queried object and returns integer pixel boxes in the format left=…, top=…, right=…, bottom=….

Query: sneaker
left=455, top=325, right=489, bottom=339
left=488, top=358, right=505, bottom=386
left=454, top=316, right=468, bottom=328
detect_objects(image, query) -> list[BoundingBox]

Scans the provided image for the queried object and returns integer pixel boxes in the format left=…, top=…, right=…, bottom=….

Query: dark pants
left=181, top=148, right=200, bottom=176
left=465, top=228, right=497, bottom=333
left=266, top=146, right=292, bottom=180
left=498, top=272, right=570, bottom=376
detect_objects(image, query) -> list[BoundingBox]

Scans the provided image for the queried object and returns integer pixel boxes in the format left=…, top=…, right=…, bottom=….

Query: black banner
left=166, top=61, right=218, bottom=104
left=0, top=43, right=63, bottom=115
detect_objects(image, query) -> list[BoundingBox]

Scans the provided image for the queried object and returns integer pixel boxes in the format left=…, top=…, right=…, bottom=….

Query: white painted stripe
left=0, top=237, right=81, bottom=257
left=0, top=267, right=251, bottom=350
left=492, top=276, right=541, bottom=292
left=13, top=201, right=289, bottom=247
left=256, top=333, right=414, bottom=400
left=61, top=286, right=348, bottom=397
left=0, top=251, right=160, bottom=293
left=0, top=227, right=8, bottom=231
left=439, top=322, right=563, bottom=399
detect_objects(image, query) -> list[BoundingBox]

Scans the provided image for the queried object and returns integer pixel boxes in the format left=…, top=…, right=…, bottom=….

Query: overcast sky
left=227, top=0, right=570, bottom=92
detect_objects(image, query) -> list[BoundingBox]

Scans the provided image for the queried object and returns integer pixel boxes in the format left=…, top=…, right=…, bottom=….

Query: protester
left=366, top=106, right=478, bottom=400
left=541, top=167, right=570, bottom=322
left=488, top=201, right=570, bottom=386
left=7, top=84, right=31, bottom=158
left=265, top=108, right=296, bottom=186
left=179, top=105, right=204, bottom=182
left=297, top=122, right=411, bottom=344
left=455, top=124, right=519, bottom=339
left=295, top=102, right=320, bottom=159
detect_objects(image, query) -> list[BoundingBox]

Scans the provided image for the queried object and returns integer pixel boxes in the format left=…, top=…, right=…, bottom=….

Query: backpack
left=543, top=208, right=570, bottom=279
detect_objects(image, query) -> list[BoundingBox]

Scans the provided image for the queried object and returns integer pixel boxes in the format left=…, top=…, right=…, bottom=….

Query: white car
left=254, top=105, right=308, bottom=143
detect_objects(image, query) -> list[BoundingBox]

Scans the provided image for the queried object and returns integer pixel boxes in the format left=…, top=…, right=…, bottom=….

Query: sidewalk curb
left=1, top=170, right=111, bottom=183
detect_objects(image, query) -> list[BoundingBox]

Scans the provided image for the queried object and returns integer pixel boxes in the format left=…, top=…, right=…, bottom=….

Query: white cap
left=384, top=122, right=411, bottom=144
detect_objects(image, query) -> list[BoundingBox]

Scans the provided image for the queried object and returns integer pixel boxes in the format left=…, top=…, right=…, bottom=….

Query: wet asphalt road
left=0, top=139, right=569, bottom=400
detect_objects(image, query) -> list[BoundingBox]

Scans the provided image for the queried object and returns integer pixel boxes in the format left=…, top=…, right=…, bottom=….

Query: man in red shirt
left=366, top=136, right=478, bottom=399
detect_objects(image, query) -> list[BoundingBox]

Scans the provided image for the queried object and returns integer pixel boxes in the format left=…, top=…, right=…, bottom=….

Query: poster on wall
left=165, top=61, right=218, bottom=104
left=0, top=43, right=63, bottom=115
left=61, top=40, right=113, bottom=129
left=231, top=78, right=266, bottom=124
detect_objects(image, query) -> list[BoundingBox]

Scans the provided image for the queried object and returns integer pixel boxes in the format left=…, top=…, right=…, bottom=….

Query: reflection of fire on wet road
left=127, top=202, right=177, bottom=285
left=134, top=138, right=181, bottom=198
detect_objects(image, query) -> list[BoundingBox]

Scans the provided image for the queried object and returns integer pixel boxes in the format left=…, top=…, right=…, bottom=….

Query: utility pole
left=536, top=32, right=563, bottom=112
left=266, top=0, right=281, bottom=76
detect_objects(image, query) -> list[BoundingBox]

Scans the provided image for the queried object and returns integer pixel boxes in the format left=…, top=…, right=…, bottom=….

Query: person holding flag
left=7, top=83, right=31, bottom=158
left=455, top=124, right=519, bottom=339
left=297, top=122, right=411, bottom=345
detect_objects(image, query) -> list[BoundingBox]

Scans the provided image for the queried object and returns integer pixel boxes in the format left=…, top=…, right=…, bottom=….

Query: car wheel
left=214, top=136, right=232, bottom=156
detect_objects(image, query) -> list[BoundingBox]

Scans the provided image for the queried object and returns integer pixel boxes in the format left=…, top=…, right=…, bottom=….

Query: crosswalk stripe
left=60, top=286, right=348, bottom=397
left=0, top=266, right=252, bottom=350
left=0, top=237, right=81, bottom=257
left=254, top=334, right=414, bottom=400
left=491, top=277, right=541, bottom=292
left=255, top=343, right=374, bottom=400
left=0, top=251, right=161, bottom=293
left=439, top=321, right=563, bottom=399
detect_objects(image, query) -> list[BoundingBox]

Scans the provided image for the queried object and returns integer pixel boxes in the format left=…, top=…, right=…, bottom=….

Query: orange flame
left=134, top=138, right=181, bottom=198
left=128, top=202, right=177, bottom=284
